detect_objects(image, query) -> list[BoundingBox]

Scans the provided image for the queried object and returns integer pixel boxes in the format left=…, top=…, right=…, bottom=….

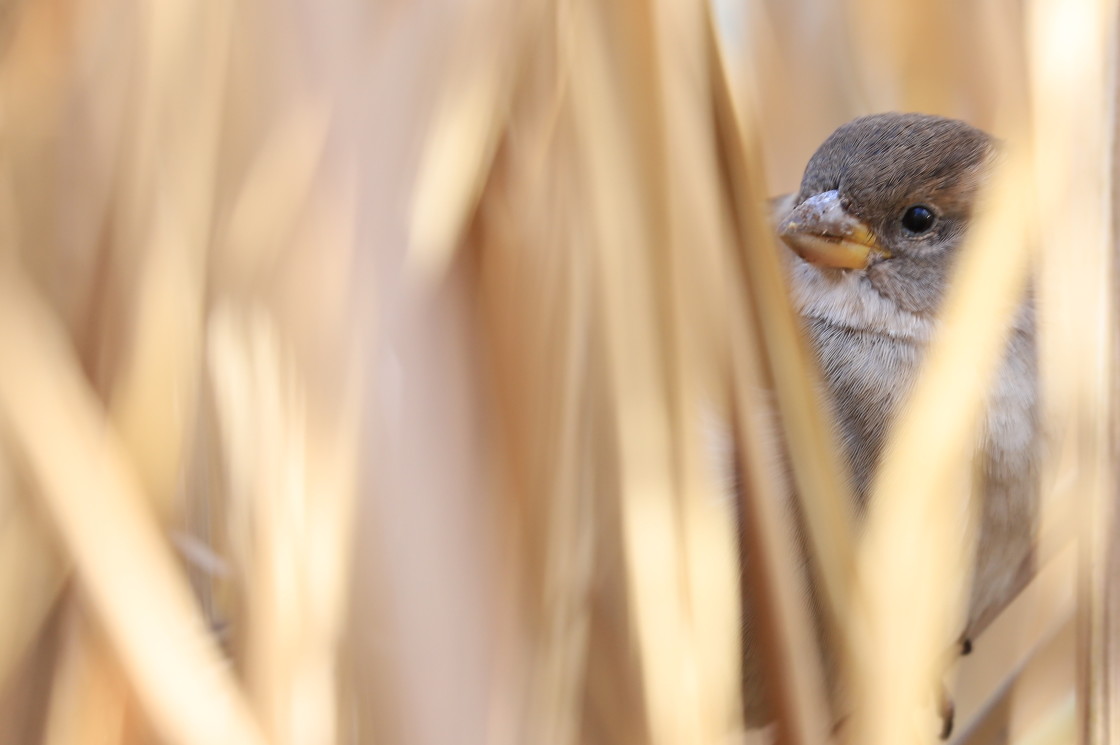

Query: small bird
left=760, top=113, right=1040, bottom=735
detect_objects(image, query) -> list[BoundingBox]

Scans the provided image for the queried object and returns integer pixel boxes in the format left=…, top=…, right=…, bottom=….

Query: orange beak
left=778, top=190, right=890, bottom=269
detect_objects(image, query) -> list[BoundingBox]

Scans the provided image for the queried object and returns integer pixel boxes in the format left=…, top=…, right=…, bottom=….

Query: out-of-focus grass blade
left=207, top=90, right=364, bottom=745
left=109, top=0, right=232, bottom=521
left=42, top=609, right=129, bottom=745
left=852, top=139, right=1035, bottom=745
left=0, top=273, right=267, bottom=745
left=565, top=3, right=703, bottom=740
left=408, top=0, right=523, bottom=281
left=948, top=544, right=1077, bottom=742
left=709, top=15, right=860, bottom=740
left=0, top=451, right=64, bottom=692
left=208, top=301, right=362, bottom=745
left=709, top=11, right=858, bottom=634
left=474, top=140, right=597, bottom=745
left=1013, top=695, right=1077, bottom=745
left=651, top=0, right=750, bottom=738
left=562, top=2, right=745, bottom=742
left=1025, top=1, right=1119, bottom=743
left=957, top=619, right=1076, bottom=745
left=219, top=106, right=331, bottom=293
left=726, top=309, right=833, bottom=745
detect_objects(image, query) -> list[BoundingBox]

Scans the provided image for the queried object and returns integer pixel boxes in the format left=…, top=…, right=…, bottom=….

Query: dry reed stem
left=0, top=0, right=86, bottom=701
left=0, top=449, right=63, bottom=691
left=651, top=1, right=751, bottom=738
left=220, top=107, right=332, bottom=296
left=0, top=273, right=267, bottom=745
left=955, top=616, right=1076, bottom=745
left=404, top=8, right=545, bottom=740
left=822, top=7, right=1067, bottom=739
left=345, top=3, right=526, bottom=743
left=853, top=143, right=1035, bottom=745
left=1016, top=698, right=1077, bottom=745
left=0, top=1, right=1115, bottom=744
left=1024, top=0, right=1119, bottom=742
left=948, top=543, right=1077, bottom=741
left=708, top=29, right=836, bottom=745
left=727, top=0, right=864, bottom=196
left=711, top=18, right=871, bottom=744
left=208, top=301, right=362, bottom=745
left=41, top=608, right=129, bottom=745
left=107, top=0, right=231, bottom=522
left=477, top=134, right=597, bottom=745
left=726, top=308, right=833, bottom=745
left=209, top=86, right=362, bottom=745
left=408, top=0, right=525, bottom=282
left=710, top=15, right=860, bottom=644
left=51, top=5, right=237, bottom=740
left=472, top=14, right=599, bottom=743
left=202, top=5, right=368, bottom=743
left=565, top=2, right=743, bottom=741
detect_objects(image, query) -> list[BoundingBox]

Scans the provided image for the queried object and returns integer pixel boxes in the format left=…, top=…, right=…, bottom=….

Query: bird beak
left=778, top=190, right=890, bottom=269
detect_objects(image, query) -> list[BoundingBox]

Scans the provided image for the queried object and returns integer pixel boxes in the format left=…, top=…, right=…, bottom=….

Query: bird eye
left=901, top=205, right=935, bottom=233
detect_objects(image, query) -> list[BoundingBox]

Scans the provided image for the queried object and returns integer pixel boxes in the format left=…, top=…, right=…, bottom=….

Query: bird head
left=778, top=113, right=995, bottom=316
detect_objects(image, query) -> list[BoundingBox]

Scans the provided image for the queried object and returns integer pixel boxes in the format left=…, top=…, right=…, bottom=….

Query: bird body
left=792, top=260, right=1038, bottom=637
left=779, top=113, right=1039, bottom=643
left=744, top=113, right=1040, bottom=732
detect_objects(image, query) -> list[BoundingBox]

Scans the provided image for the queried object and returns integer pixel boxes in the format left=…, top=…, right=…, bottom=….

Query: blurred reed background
left=0, top=1, right=1114, bottom=745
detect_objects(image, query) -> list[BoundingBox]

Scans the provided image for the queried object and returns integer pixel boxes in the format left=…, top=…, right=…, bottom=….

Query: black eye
left=901, top=205, right=935, bottom=233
